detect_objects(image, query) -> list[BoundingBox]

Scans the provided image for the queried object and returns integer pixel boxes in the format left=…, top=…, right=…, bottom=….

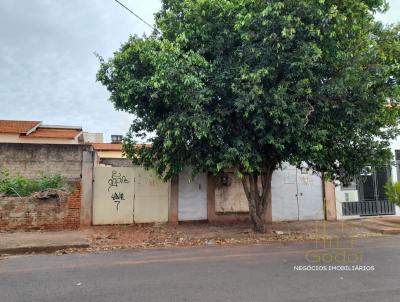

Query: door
left=178, top=169, right=208, bottom=221
left=297, top=169, right=324, bottom=220
left=92, top=167, right=135, bottom=225
left=271, top=164, right=300, bottom=221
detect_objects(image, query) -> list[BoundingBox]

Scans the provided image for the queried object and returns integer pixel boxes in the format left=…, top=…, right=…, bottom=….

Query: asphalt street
left=1, top=236, right=400, bottom=302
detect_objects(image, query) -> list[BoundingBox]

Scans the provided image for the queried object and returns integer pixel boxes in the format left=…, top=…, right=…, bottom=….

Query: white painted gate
left=272, top=165, right=299, bottom=221
left=178, top=169, right=208, bottom=221
left=134, top=167, right=169, bottom=223
left=297, top=170, right=324, bottom=220
left=272, top=164, right=324, bottom=221
left=93, top=167, right=134, bottom=225
left=92, top=167, right=169, bottom=225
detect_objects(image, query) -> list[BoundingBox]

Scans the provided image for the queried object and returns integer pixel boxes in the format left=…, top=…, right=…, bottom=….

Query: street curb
left=359, top=222, right=400, bottom=235
left=0, top=244, right=90, bottom=256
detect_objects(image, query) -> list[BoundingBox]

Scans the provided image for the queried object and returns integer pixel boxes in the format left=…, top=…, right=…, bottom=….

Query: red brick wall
left=64, top=183, right=81, bottom=229
left=0, top=182, right=81, bottom=231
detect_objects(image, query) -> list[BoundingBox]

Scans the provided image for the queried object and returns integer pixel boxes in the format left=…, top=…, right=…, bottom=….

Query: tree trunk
left=241, top=167, right=274, bottom=233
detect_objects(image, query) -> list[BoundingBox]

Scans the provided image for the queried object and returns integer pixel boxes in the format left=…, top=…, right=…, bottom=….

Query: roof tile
left=25, top=128, right=81, bottom=139
left=0, top=120, right=41, bottom=134
left=91, top=143, right=123, bottom=151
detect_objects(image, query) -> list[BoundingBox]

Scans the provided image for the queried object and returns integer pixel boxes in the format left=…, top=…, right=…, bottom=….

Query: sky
left=0, top=0, right=398, bottom=142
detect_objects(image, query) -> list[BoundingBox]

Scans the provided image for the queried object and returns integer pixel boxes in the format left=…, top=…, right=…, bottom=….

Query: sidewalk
left=0, top=230, right=90, bottom=255
left=354, top=216, right=400, bottom=234
left=2, top=218, right=396, bottom=256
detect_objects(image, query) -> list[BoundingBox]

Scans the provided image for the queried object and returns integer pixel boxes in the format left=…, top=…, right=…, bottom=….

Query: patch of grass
left=0, top=170, right=70, bottom=197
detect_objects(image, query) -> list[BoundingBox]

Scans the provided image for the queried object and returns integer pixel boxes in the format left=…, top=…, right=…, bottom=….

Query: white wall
left=335, top=186, right=360, bottom=220
left=83, top=132, right=103, bottom=143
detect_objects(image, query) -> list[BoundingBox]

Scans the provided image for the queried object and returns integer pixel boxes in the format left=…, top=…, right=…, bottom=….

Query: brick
left=0, top=182, right=81, bottom=231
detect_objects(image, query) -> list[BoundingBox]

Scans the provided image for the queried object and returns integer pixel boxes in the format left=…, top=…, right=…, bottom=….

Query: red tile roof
left=25, top=128, right=82, bottom=139
left=0, top=120, right=41, bottom=134
left=92, top=143, right=123, bottom=151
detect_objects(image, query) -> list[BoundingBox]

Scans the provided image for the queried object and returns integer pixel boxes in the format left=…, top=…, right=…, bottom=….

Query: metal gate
left=92, top=167, right=169, bottom=225
left=178, top=169, right=208, bottom=221
left=342, top=166, right=395, bottom=216
left=272, top=164, right=324, bottom=221
left=297, top=169, right=324, bottom=220
left=272, top=165, right=299, bottom=221
left=342, top=200, right=395, bottom=216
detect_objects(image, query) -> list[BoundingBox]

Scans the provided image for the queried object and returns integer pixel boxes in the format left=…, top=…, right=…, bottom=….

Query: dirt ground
left=85, top=219, right=385, bottom=251
left=3, top=218, right=399, bottom=257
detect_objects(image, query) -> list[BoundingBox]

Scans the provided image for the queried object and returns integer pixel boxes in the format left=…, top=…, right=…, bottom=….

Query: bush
left=0, top=170, right=70, bottom=197
left=384, top=181, right=400, bottom=206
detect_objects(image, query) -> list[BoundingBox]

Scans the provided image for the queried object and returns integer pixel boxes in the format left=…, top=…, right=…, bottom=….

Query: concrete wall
left=215, top=173, right=249, bottom=213
left=0, top=182, right=81, bottom=231
left=207, top=174, right=249, bottom=223
left=80, top=150, right=94, bottom=226
left=167, top=173, right=248, bottom=224
left=0, top=143, right=86, bottom=180
left=99, top=158, right=133, bottom=167
left=0, top=143, right=93, bottom=226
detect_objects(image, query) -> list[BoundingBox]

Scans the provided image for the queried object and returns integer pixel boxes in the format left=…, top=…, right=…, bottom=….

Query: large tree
left=97, top=0, right=400, bottom=232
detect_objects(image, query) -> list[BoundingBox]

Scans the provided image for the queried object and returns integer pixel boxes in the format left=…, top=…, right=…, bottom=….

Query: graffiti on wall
left=107, top=170, right=130, bottom=211
left=108, top=170, right=129, bottom=191
left=111, top=192, right=125, bottom=211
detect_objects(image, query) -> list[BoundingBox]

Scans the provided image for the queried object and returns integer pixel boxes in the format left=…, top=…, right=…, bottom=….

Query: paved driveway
left=1, top=237, right=400, bottom=302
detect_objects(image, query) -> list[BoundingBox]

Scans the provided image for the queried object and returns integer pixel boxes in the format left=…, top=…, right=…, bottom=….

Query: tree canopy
left=97, top=0, right=400, bottom=231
